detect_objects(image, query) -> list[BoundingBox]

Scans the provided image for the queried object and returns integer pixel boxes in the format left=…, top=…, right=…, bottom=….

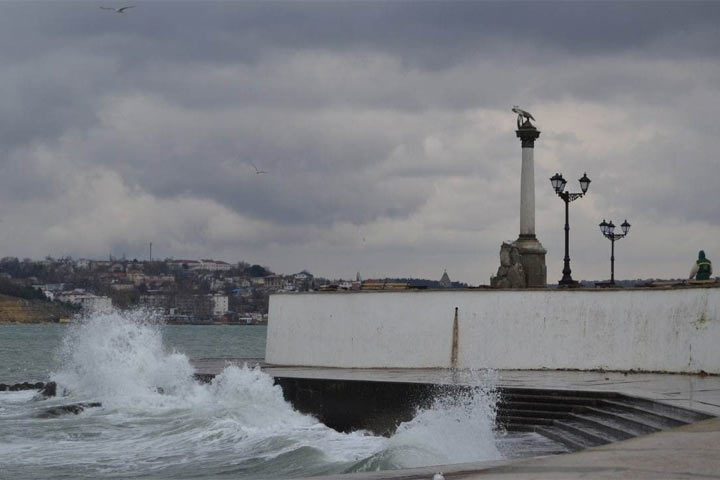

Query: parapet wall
left=265, top=287, right=720, bottom=374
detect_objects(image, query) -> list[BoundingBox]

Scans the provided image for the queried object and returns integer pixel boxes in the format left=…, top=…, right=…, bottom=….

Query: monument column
left=518, top=125, right=540, bottom=237
left=514, top=121, right=547, bottom=287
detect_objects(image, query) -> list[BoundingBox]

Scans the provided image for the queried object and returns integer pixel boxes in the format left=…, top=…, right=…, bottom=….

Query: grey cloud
left=1, top=1, right=720, bottom=282
left=5, top=2, right=720, bottom=66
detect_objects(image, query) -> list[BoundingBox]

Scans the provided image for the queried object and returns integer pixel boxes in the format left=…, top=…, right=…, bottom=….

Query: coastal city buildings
left=0, top=256, right=467, bottom=324
left=55, top=290, right=112, bottom=313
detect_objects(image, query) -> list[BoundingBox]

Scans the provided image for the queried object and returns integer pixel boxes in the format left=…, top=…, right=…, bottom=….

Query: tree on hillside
left=247, top=264, right=270, bottom=277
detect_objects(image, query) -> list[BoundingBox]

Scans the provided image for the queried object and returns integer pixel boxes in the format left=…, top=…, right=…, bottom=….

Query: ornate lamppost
left=550, top=172, right=591, bottom=286
left=598, top=219, right=631, bottom=285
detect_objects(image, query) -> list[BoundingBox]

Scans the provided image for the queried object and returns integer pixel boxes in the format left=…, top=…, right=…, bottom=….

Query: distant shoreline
left=0, top=321, right=267, bottom=326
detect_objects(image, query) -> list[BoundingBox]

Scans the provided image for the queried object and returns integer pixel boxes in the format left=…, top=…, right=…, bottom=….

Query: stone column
left=514, top=122, right=547, bottom=287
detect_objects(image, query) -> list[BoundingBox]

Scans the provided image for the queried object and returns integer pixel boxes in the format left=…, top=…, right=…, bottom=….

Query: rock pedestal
left=490, top=242, right=526, bottom=288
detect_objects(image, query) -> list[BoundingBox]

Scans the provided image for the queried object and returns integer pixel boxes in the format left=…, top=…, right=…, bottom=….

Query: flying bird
left=249, top=162, right=268, bottom=175
left=100, top=6, right=135, bottom=13
left=432, top=473, right=445, bottom=480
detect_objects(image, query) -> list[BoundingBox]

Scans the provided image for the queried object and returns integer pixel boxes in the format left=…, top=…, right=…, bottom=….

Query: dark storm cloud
left=5, top=2, right=720, bottom=64
left=1, top=1, right=720, bottom=281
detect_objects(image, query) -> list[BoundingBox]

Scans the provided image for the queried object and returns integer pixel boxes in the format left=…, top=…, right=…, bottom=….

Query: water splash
left=388, top=377, right=501, bottom=466
left=51, top=310, right=196, bottom=404
left=352, top=371, right=502, bottom=471
left=3, top=310, right=503, bottom=478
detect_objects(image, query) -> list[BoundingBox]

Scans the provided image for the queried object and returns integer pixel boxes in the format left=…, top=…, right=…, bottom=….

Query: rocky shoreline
left=0, top=381, right=48, bottom=392
left=0, top=381, right=105, bottom=417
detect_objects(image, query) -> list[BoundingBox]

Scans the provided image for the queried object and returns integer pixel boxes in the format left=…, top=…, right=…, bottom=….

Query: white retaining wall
left=265, top=288, right=720, bottom=373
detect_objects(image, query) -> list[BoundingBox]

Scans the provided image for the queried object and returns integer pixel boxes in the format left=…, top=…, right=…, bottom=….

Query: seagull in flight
left=249, top=162, right=268, bottom=175
left=100, top=6, right=136, bottom=13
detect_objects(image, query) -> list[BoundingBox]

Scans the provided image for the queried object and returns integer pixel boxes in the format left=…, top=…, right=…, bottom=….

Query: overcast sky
left=1, top=1, right=719, bottom=284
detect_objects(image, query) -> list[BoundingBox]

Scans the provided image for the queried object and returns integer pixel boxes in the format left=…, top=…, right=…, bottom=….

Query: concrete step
left=501, top=393, right=600, bottom=407
left=501, top=406, right=662, bottom=445
left=496, top=389, right=715, bottom=454
left=498, top=401, right=594, bottom=414
left=497, top=415, right=555, bottom=427
left=567, top=413, right=635, bottom=441
left=551, top=420, right=612, bottom=446
left=598, top=399, right=695, bottom=428
left=583, top=407, right=664, bottom=435
left=503, top=388, right=620, bottom=399
left=500, top=422, right=537, bottom=433
left=600, top=397, right=713, bottom=424
left=498, top=400, right=588, bottom=413
left=496, top=408, right=570, bottom=420
left=533, top=425, right=596, bottom=451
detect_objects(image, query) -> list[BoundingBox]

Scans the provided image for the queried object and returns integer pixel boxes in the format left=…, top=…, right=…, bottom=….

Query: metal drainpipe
left=451, top=307, right=459, bottom=369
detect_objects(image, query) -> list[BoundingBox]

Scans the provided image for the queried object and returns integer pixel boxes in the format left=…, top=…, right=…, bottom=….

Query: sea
left=0, top=311, right=561, bottom=479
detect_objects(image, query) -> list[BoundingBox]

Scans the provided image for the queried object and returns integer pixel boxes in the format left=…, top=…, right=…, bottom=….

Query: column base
left=514, top=235, right=547, bottom=287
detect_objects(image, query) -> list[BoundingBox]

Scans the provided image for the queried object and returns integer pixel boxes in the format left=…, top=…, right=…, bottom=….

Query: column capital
left=516, top=124, right=541, bottom=148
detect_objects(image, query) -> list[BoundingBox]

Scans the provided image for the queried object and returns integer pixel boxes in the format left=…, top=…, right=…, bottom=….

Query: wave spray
left=1, top=311, right=503, bottom=478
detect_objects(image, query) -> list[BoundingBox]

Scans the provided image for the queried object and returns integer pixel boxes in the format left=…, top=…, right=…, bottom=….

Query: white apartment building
left=167, top=259, right=232, bottom=272
left=199, top=260, right=233, bottom=272
left=211, top=294, right=229, bottom=316
left=57, top=291, right=112, bottom=312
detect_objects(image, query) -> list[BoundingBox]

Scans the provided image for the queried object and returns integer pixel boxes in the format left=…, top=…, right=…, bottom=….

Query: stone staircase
left=497, top=388, right=713, bottom=451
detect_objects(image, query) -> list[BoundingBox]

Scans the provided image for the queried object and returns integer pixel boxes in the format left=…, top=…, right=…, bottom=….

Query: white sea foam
left=352, top=371, right=502, bottom=471
left=1, top=310, right=504, bottom=478
left=52, top=310, right=196, bottom=405
left=387, top=376, right=501, bottom=466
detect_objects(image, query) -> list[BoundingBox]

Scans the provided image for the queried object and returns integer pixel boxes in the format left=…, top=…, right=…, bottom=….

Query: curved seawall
left=265, top=287, right=720, bottom=373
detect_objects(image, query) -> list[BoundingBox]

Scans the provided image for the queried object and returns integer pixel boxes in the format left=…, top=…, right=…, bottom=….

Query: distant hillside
left=0, top=294, right=76, bottom=324
left=385, top=278, right=469, bottom=289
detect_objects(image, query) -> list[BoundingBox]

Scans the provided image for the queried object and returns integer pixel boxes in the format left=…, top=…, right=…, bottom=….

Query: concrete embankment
left=266, top=286, right=720, bottom=373
left=274, top=376, right=711, bottom=451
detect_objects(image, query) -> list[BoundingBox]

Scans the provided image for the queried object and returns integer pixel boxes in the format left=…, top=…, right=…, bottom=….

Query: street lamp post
left=598, top=219, right=631, bottom=284
left=550, top=172, right=591, bottom=286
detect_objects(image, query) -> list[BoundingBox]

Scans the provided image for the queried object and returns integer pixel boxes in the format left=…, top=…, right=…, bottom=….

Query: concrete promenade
left=191, top=360, right=720, bottom=479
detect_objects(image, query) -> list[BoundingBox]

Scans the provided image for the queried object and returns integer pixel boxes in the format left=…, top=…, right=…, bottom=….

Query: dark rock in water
left=193, top=373, right=214, bottom=384
left=0, top=381, right=60, bottom=398
left=39, top=382, right=57, bottom=398
left=1, top=381, right=50, bottom=392
left=35, top=402, right=102, bottom=418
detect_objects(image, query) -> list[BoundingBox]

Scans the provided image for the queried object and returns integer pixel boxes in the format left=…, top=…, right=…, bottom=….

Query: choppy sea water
left=0, top=312, right=560, bottom=479
left=0, top=320, right=267, bottom=384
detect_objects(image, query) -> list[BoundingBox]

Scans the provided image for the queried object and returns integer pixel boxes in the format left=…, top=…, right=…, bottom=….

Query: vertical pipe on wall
left=451, top=307, right=459, bottom=369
